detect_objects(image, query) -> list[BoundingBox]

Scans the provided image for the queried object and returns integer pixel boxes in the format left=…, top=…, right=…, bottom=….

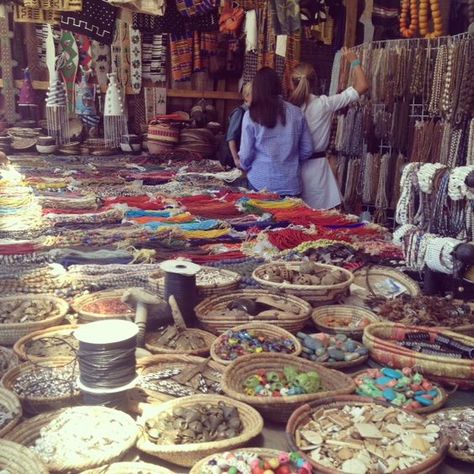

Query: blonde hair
left=241, top=82, right=252, bottom=101
left=289, top=63, right=317, bottom=107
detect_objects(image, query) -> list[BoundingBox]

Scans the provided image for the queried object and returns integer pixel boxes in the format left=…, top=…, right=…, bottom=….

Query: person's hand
left=234, top=158, right=241, bottom=169
left=342, top=46, right=358, bottom=64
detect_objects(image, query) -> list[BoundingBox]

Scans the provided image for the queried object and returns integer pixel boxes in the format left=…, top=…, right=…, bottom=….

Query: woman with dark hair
left=239, top=67, right=314, bottom=197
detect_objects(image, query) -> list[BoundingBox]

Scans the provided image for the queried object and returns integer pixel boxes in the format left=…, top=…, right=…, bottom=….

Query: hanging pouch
left=219, top=1, right=245, bottom=33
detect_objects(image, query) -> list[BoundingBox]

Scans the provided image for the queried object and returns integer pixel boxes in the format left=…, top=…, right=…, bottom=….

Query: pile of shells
left=23, top=334, right=78, bottom=359
left=0, top=403, right=17, bottom=431
left=0, top=299, right=63, bottom=324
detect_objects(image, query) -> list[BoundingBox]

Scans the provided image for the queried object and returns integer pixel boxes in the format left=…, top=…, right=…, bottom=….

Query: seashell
left=228, top=298, right=258, bottom=315
left=293, top=274, right=313, bottom=285
left=263, top=274, right=284, bottom=283
left=300, top=430, right=323, bottom=445
left=184, top=409, right=201, bottom=423
left=188, top=420, right=203, bottom=433
left=341, top=459, right=367, bottom=474
left=279, top=267, right=294, bottom=281
left=300, top=261, right=317, bottom=275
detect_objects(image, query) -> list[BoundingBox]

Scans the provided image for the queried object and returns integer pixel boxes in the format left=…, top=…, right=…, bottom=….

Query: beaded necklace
left=440, top=42, right=455, bottom=120
left=428, top=45, right=446, bottom=115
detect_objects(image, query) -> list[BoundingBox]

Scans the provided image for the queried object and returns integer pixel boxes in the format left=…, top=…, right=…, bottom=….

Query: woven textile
left=256, top=0, right=276, bottom=69
left=193, top=31, right=218, bottom=72
left=269, top=0, right=301, bottom=35
left=170, top=32, right=193, bottom=81
left=175, top=0, right=216, bottom=17
left=242, top=50, right=258, bottom=84
left=142, top=33, right=167, bottom=83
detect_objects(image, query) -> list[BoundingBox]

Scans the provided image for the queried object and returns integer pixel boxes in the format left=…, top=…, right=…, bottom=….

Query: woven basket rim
left=0, top=439, right=48, bottom=474
left=81, top=461, right=176, bottom=474
left=0, top=346, right=19, bottom=378
left=71, top=289, right=135, bottom=320
left=0, top=387, right=22, bottom=438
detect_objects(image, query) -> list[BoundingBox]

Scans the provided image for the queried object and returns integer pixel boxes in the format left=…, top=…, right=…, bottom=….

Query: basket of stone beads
left=221, top=353, right=356, bottom=423
left=5, top=406, right=139, bottom=472
left=286, top=395, right=449, bottom=474
left=0, top=346, right=19, bottom=379
left=0, top=388, right=22, bottom=438
left=136, top=394, right=264, bottom=467
left=0, top=294, right=69, bottom=345
left=0, top=439, right=48, bottom=474
left=427, top=407, right=474, bottom=463
left=252, top=261, right=353, bottom=306
left=195, top=289, right=313, bottom=334
left=82, top=462, right=176, bottom=474
left=210, top=323, right=302, bottom=365
left=13, top=324, right=79, bottom=362
left=311, top=305, right=380, bottom=340
left=190, top=449, right=312, bottom=474
left=297, top=331, right=369, bottom=369
left=352, top=367, right=450, bottom=414
left=1, top=357, right=80, bottom=414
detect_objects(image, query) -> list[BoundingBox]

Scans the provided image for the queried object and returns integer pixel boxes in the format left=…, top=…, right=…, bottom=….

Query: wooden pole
left=344, top=0, right=359, bottom=47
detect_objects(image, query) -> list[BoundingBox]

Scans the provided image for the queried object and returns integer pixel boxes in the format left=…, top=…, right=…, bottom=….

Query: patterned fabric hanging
left=256, top=0, right=276, bottom=70
left=169, top=32, right=193, bottom=82
left=175, top=0, right=216, bottom=17
left=91, top=41, right=111, bottom=87
left=149, top=34, right=167, bottom=83
left=129, top=26, right=142, bottom=94
left=58, top=31, right=79, bottom=114
left=14, top=5, right=60, bottom=24
left=23, top=0, right=82, bottom=10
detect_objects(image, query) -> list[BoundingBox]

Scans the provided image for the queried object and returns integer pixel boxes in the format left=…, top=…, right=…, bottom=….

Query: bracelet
left=350, top=59, right=361, bottom=68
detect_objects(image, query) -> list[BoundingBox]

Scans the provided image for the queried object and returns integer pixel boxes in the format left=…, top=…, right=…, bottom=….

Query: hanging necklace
left=400, top=0, right=419, bottom=38
left=419, top=0, right=444, bottom=39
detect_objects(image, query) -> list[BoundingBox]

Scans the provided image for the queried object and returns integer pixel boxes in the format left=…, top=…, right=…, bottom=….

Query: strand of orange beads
left=419, top=0, right=444, bottom=39
left=400, top=0, right=418, bottom=38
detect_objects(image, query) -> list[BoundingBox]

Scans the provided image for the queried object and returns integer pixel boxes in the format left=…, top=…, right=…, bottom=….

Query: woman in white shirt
left=289, top=47, right=369, bottom=210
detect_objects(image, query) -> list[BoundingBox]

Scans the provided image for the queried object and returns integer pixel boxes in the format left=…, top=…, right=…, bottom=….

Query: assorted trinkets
left=145, top=326, right=209, bottom=352
left=80, top=296, right=135, bottom=316
left=0, top=403, right=17, bottom=431
left=0, top=298, right=63, bottom=324
left=23, top=332, right=78, bottom=359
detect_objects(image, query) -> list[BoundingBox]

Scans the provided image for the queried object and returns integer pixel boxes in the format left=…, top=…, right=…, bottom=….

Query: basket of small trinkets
left=82, top=462, right=176, bottom=473
left=2, top=357, right=80, bottom=414
left=0, top=439, right=48, bottom=474
left=286, top=395, right=449, bottom=474
left=0, top=346, right=19, bottom=379
left=136, top=394, right=264, bottom=467
left=221, top=353, right=356, bottom=423
left=5, top=406, right=139, bottom=472
left=252, top=261, right=353, bottom=306
left=0, top=294, right=69, bottom=345
left=0, top=388, right=22, bottom=438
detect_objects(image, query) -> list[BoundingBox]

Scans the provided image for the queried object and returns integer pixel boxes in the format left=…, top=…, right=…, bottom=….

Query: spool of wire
left=160, top=259, right=201, bottom=327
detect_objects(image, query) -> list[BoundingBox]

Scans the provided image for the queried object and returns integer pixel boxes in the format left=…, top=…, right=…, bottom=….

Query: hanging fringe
left=104, top=115, right=127, bottom=149
left=46, top=105, right=70, bottom=145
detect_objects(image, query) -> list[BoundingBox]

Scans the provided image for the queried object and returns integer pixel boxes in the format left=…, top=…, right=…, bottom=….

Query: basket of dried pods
left=13, top=324, right=79, bottom=362
left=221, top=353, right=356, bottom=423
left=81, top=462, right=175, bottom=474
left=195, top=289, right=312, bottom=334
left=136, top=394, right=264, bottom=467
left=210, top=322, right=302, bottom=365
left=311, top=305, right=381, bottom=340
left=252, top=261, right=353, bottom=306
left=5, top=406, right=139, bottom=472
left=0, top=294, right=69, bottom=345
left=286, top=395, right=449, bottom=474
left=0, top=439, right=48, bottom=474
left=2, top=357, right=80, bottom=414
left=0, top=388, right=22, bottom=438
left=0, top=346, right=19, bottom=379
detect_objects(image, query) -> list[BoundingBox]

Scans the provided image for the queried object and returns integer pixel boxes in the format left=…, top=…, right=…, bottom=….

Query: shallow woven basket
left=5, top=406, right=139, bottom=472
left=13, top=324, right=79, bottom=362
left=0, top=388, right=22, bottom=438
left=221, top=353, right=356, bottom=423
left=286, top=395, right=449, bottom=474
left=136, top=394, right=264, bottom=467
left=81, top=462, right=175, bottom=474
left=210, top=322, right=302, bottom=365
left=72, top=289, right=135, bottom=322
left=144, top=328, right=216, bottom=356
left=252, top=261, right=353, bottom=306
left=311, top=304, right=381, bottom=340
left=2, top=357, right=80, bottom=414
left=0, top=294, right=69, bottom=345
left=0, top=346, right=19, bottom=379
left=195, top=289, right=312, bottom=334
left=0, top=439, right=48, bottom=474
left=363, top=322, right=474, bottom=389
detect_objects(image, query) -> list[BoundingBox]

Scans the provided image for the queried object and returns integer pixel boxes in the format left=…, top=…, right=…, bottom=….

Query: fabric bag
left=219, top=0, right=245, bottom=33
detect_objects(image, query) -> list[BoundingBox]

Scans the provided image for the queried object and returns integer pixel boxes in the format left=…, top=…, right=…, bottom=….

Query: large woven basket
left=2, top=357, right=80, bottom=414
left=0, top=439, right=48, bottom=474
left=286, top=395, right=449, bottom=474
left=363, top=322, right=474, bottom=389
left=136, top=394, right=264, bottom=467
left=5, top=406, right=139, bottom=472
left=81, top=462, right=175, bottom=474
left=0, top=294, right=69, bottom=345
left=252, top=261, right=353, bottom=306
left=0, top=346, right=19, bottom=379
left=0, top=388, right=22, bottom=438
left=311, top=304, right=380, bottom=340
left=210, top=322, right=302, bottom=365
left=13, top=324, right=79, bottom=362
left=144, top=328, right=216, bottom=356
left=195, top=289, right=312, bottom=334
left=148, top=121, right=180, bottom=144
left=221, top=353, right=356, bottom=422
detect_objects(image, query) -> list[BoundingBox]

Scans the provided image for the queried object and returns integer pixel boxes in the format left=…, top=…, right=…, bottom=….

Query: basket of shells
left=0, top=346, right=19, bottom=379
left=252, top=261, right=353, bottom=306
left=0, top=294, right=69, bottom=345
left=195, top=289, right=312, bottom=334
left=136, top=394, right=264, bottom=467
left=5, top=406, right=139, bottom=472
left=0, top=439, right=48, bottom=474
left=221, top=353, right=356, bottom=423
left=2, top=357, right=80, bottom=414
left=286, top=395, right=449, bottom=474
left=311, top=305, right=380, bottom=340
left=0, top=388, right=22, bottom=438
left=13, top=324, right=79, bottom=362
left=81, top=462, right=176, bottom=474
left=210, top=322, right=302, bottom=365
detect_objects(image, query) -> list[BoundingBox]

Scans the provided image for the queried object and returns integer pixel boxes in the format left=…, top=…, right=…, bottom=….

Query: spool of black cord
left=160, top=260, right=201, bottom=327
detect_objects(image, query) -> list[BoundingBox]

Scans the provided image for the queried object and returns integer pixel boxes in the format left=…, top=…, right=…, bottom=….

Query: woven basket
left=0, top=439, right=48, bottom=474
left=221, top=353, right=356, bottom=422
left=2, top=357, right=80, bottom=414
left=286, top=395, right=449, bottom=474
left=5, top=406, right=139, bottom=472
left=0, top=388, right=22, bottom=438
left=13, top=324, right=79, bottom=362
left=195, top=289, right=312, bottom=334
left=0, top=294, right=69, bottom=345
left=210, top=322, right=302, bottom=365
left=0, top=346, right=19, bottom=379
left=311, top=304, right=380, bottom=340
left=136, top=394, right=264, bottom=467
left=81, top=462, right=175, bottom=474
left=144, top=328, right=216, bottom=356
left=148, top=122, right=180, bottom=144
left=363, top=322, right=474, bottom=389
left=252, top=261, right=353, bottom=306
